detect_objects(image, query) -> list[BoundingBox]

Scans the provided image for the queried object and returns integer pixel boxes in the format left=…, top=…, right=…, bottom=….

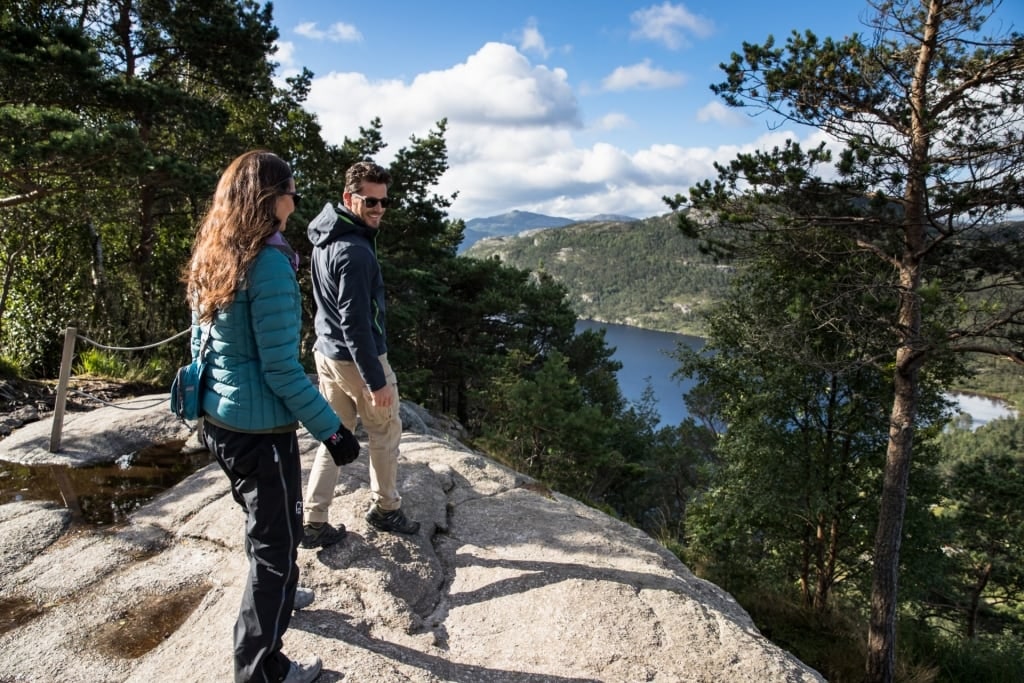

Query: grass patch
left=0, top=356, right=22, bottom=380
left=73, top=348, right=170, bottom=384
left=900, top=625, right=1024, bottom=683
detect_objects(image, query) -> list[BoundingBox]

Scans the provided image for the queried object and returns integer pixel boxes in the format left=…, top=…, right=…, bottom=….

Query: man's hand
left=370, top=384, right=396, bottom=408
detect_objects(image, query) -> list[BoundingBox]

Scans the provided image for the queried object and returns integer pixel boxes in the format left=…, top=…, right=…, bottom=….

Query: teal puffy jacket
left=192, top=246, right=339, bottom=440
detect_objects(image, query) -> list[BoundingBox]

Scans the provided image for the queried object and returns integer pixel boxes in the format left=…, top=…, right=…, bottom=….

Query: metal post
left=49, top=327, right=77, bottom=452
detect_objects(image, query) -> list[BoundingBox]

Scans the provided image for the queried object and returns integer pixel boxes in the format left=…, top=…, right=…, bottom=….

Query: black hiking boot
left=365, top=505, right=420, bottom=535
left=300, top=522, right=345, bottom=549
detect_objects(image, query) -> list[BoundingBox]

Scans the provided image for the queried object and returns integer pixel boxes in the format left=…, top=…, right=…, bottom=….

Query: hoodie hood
left=308, top=202, right=369, bottom=247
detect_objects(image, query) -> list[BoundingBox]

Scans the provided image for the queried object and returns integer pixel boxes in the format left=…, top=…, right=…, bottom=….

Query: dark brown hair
left=344, top=161, right=391, bottom=194
left=185, top=150, right=293, bottom=321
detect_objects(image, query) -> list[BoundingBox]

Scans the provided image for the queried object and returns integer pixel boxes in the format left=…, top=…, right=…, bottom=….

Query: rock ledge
left=0, top=396, right=824, bottom=682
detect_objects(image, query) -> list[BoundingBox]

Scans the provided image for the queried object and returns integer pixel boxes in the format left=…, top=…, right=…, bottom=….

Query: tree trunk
left=865, top=4, right=940, bottom=680
left=0, top=248, right=19, bottom=339
left=87, top=218, right=108, bottom=326
left=457, top=376, right=469, bottom=426
left=815, top=515, right=839, bottom=612
left=801, top=534, right=813, bottom=607
left=966, top=562, right=992, bottom=640
left=134, top=183, right=157, bottom=274
left=865, top=362, right=917, bottom=683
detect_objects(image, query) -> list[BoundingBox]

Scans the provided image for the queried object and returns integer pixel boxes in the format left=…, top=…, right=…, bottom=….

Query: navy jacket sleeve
left=333, top=246, right=388, bottom=390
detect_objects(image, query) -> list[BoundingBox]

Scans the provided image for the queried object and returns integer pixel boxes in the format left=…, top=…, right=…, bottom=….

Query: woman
left=185, top=150, right=359, bottom=683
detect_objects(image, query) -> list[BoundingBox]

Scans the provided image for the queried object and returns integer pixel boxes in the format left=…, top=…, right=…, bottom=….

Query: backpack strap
left=196, top=324, right=212, bottom=361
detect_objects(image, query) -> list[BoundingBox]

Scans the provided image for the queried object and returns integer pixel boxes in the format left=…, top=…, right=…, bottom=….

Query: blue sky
left=268, top=1, right=1024, bottom=222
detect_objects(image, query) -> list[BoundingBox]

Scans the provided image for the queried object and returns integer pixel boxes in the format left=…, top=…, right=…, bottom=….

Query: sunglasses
left=351, top=193, right=391, bottom=209
left=281, top=191, right=301, bottom=207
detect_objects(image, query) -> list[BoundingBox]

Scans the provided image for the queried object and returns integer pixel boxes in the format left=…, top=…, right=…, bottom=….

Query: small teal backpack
left=170, top=325, right=211, bottom=421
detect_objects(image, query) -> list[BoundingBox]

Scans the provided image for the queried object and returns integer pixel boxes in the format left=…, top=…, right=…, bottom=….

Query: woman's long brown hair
left=185, top=150, right=293, bottom=323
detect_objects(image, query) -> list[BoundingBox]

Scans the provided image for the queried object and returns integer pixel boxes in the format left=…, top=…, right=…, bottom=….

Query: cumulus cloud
left=630, top=2, right=714, bottom=50
left=696, top=100, right=752, bottom=127
left=299, top=40, right=823, bottom=221
left=520, top=19, right=550, bottom=58
left=601, top=60, right=686, bottom=91
left=272, top=41, right=299, bottom=75
left=307, top=42, right=580, bottom=145
left=592, top=113, right=632, bottom=131
left=294, top=21, right=363, bottom=42
left=439, top=127, right=720, bottom=220
left=440, top=127, right=832, bottom=221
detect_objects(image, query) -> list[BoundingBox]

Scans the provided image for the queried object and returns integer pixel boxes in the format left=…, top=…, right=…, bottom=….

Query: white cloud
left=592, top=113, right=632, bottom=131
left=293, top=22, right=319, bottom=39
left=439, top=131, right=715, bottom=220
left=696, top=100, right=752, bottom=127
left=630, top=2, right=714, bottom=50
left=299, top=41, right=825, bottom=222
left=520, top=19, right=550, bottom=58
left=602, top=60, right=686, bottom=91
left=294, top=21, right=363, bottom=42
left=307, top=42, right=580, bottom=147
left=440, top=127, right=831, bottom=221
left=272, top=41, right=299, bottom=75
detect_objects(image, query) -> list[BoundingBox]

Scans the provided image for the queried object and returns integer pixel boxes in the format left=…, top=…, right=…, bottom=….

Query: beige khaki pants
left=303, top=351, right=403, bottom=524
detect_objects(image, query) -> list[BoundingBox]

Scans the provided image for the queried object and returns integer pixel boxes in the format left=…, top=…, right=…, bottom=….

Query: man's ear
left=341, top=191, right=351, bottom=208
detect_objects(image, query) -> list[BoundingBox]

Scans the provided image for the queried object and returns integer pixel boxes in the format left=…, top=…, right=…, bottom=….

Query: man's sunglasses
left=281, top=191, right=302, bottom=207
left=352, top=193, right=391, bottom=209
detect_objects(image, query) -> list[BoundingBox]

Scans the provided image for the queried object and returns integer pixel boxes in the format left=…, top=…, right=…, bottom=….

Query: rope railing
left=50, top=326, right=190, bottom=452
left=76, top=328, right=190, bottom=352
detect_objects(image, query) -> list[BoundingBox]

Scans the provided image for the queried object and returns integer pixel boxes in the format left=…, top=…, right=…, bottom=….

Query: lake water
left=575, top=319, right=1018, bottom=430
left=575, top=320, right=702, bottom=427
left=949, top=392, right=1019, bottom=430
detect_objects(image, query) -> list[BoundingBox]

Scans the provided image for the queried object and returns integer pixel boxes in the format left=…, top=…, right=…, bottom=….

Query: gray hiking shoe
left=300, top=522, right=345, bottom=549
left=282, top=655, right=322, bottom=683
left=293, top=587, right=314, bottom=611
left=365, top=505, right=420, bottom=535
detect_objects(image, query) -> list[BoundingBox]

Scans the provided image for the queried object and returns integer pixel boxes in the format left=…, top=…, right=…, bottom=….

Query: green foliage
left=606, top=407, right=714, bottom=539
left=928, top=418, right=1024, bottom=639
left=688, top=584, right=1024, bottom=683
left=385, top=248, right=579, bottom=426
left=74, top=348, right=127, bottom=378
left=677, top=2, right=1024, bottom=678
left=0, top=0, right=319, bottom=374
left=722, top=589, right=873, bottom=683
left=73, top=347, right=169, bottom=384
left=0, top=201, right=95, bottom=375
left=710, top=589, right=1024, bottom=683
left=465, top=215, right=733, bottom=334
left=0, top=355, right=21, bottom=379
left=900, top=624, right=1024, bottom=683
left=476, top=350, right=620, bottom=496
left=677, top=239, right=955, bottom=611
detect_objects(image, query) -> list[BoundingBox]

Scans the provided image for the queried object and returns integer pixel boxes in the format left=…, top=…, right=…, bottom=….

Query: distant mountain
left=461, top=211, right=573, bottom=252
left=464, top=213, right=733, bottom=335
left=458, top=210, right=639, bottom=252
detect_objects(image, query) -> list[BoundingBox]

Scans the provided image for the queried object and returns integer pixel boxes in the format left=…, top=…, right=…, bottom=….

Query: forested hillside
left=464, top=213, right=732, bottom=334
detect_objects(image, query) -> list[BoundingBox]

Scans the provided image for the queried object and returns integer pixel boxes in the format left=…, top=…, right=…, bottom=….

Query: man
left=301, top=160, right=420, bottom=547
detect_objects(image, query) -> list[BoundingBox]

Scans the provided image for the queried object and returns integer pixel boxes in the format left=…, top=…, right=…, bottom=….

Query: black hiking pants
left=203, top=421, right=304, bottom=683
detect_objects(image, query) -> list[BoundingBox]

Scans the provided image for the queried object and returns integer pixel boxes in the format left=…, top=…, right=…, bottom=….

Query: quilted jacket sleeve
left=248, top=248, right=339, bottom=440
